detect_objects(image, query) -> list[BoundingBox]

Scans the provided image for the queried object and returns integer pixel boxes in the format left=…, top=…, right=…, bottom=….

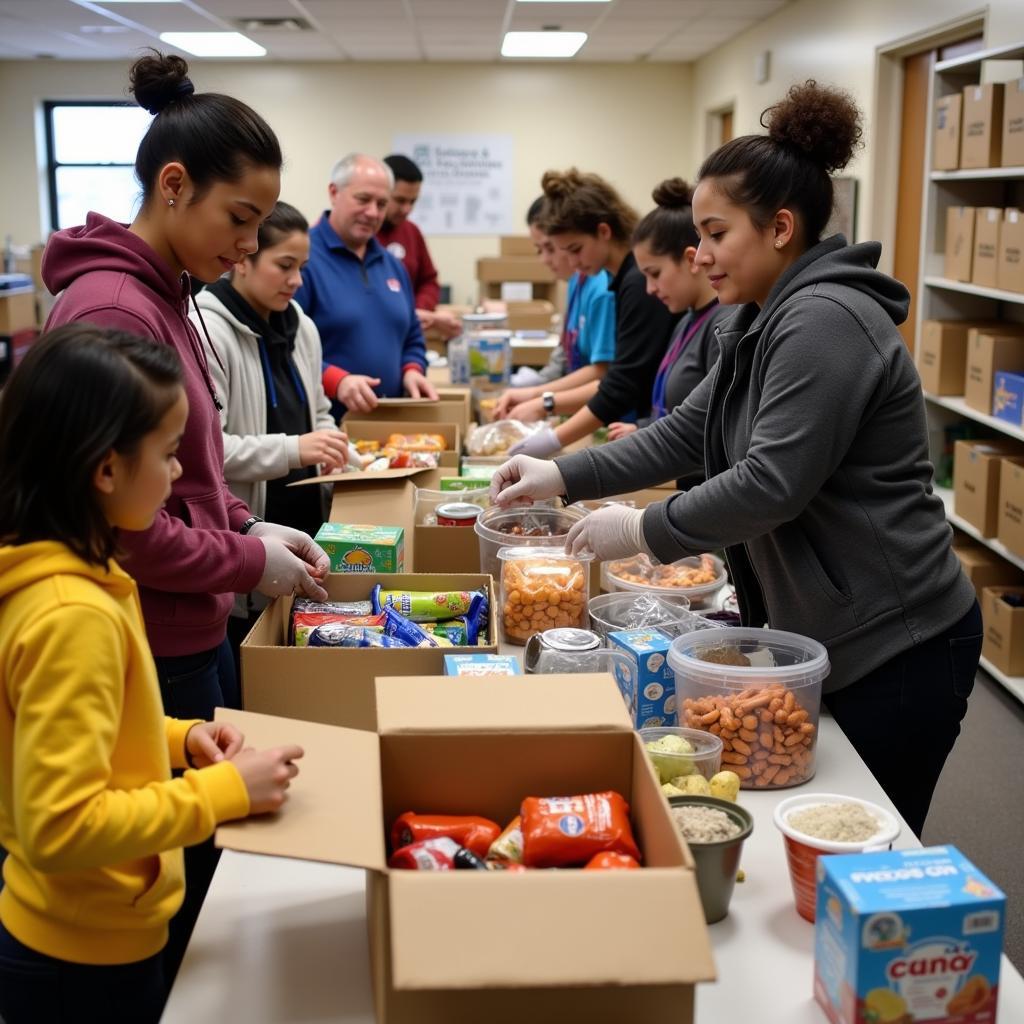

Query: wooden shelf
left=935, top=42, right=1024, bottom=73
left=936, top=485, right=1024, bottom=571
left=929, top=167, right=1024, bottom=181
left=924, top=392, right=1024, bottom=443
left=923, top=276, right=1024, bottom=304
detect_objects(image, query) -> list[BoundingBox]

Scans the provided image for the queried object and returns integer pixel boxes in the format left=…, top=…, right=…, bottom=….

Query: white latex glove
left=251, top=521, right=329, bottom=601
left=565, top=504, right=651, bottom=561
left=508, top=426, right=561, bottom=459
left=490, top=455, right=566, bottom=508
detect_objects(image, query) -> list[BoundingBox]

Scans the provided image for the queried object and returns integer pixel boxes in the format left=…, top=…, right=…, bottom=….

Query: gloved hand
left=565, top=504, right=652, bottom=561
left=508, top=426, right=562, bottom=458
left=251, top=521, right=330, bottom=601
left=490, top=455, right=566, bottom=507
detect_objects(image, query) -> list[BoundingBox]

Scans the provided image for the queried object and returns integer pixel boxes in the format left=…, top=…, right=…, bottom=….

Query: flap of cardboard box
left=374, top=674, right=632, bottom=734
left=288, top=465, right=435, bottom=487
left=214, top=708, right=386, bottom=870
left=387, top=867, right=713, bottom=989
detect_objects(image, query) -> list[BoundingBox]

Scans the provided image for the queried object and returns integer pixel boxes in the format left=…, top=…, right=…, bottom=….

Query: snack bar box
left=215, top=674, right=716, bottom=1024
left=814, top=846, right=1005, bottom=1024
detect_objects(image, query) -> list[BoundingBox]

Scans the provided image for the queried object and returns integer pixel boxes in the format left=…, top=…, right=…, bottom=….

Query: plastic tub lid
left=773, top=792, right=900, bottom=853
left=667, top=626, right=830, bottom=690
left=496, top=544, right=594, bottom=564
left=602, top=553, right=727, bottom=601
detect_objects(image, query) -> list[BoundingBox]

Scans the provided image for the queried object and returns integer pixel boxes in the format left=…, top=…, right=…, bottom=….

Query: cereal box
left=814, top=846, right=1005, bottom=1024
left=443, top=654, right=522, bottom=676
left=313, top=523, right=404, bottom=573
left=608, top=628, right=676, bottom=729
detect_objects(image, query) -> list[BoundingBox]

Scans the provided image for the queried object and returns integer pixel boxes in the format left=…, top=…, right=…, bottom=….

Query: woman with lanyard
left=490, top=81, right=979, bottom=838
left=193, top=201, right=349, bottom=660
left=608, top=178, right=731, bottom=472
left=494, top=197, right=615, bottom=422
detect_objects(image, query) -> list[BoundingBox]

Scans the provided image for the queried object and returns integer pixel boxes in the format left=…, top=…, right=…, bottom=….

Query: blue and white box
left=443, top=654, right=521, bottom=677
left=608, top=628, right=676, bottom=729
left=992, top=370, right=1024, bottom=426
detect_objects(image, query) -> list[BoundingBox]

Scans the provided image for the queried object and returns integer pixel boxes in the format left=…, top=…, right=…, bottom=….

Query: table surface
left=162, top=709, right=1024, bottom=1024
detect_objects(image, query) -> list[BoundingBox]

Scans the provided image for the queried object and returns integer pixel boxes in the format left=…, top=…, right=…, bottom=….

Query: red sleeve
left=412, top=228, right=440, bottom=311
left=322, top=363, right=348, bottom=398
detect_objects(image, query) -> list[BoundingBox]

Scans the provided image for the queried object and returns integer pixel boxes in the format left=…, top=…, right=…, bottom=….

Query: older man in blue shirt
left=296, top=152, right=438, bottom=414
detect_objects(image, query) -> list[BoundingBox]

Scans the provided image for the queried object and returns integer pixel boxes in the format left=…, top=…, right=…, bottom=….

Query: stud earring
left=775, top=240, right=782, bottom=249
left=168, top=199, right=175, bottom=207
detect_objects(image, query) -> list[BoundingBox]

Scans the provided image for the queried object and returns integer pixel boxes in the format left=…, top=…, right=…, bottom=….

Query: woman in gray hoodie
left=491, top=81, right=979, bottom=837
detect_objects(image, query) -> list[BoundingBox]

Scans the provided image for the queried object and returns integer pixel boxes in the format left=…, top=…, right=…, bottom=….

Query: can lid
left=540, top=628, right=603, bottom=652
left=436, top=502, right=483, bottom=519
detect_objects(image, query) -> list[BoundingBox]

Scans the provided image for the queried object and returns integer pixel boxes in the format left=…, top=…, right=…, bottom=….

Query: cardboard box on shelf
left=933, top=93, right=962, bottom=169
left=964, top=327, right=1024, bottom=414
left=952, top=539, right=1023, bottom=600
left=944, top=206, right=975, bottom=281
left=982, top=585, right=1024, bottom=675
left=343, top=419, right=461, bottom=470
left=505, top=300, right=555, bottom=332
left=0, top=288, right=35, bottom=334
left=215, top=674, right=716, bottom=1024
left=499, top=235, right=539, bottom=257
left=972, top=207, right=1002, bottom=288
left=993, top=370, right=1024, bottom=426
left=477, top=257, right=555, bottom=285
left=961, top=82, right=1004, bottom=168
left=953, top=440, right=1024, bottom=537
left=997, top=458, right=1024, bottom=557
left=918, top=320, right=970, bottom=395
left=1002, top=77, right=1024, bottom=168
left=240, top=574, right=498, bottom=729
left=998, top=209, right=1024, bottom=293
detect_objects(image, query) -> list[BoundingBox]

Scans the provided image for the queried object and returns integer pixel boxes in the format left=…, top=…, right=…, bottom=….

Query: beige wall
left=688, top=0, right=1024, bottom=258
left=0, top=59, right=692, bottom=304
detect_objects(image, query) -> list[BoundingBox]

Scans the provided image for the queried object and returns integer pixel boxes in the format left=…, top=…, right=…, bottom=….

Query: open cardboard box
left=344, top=419, right=461, bottom=470
left=356, top=397, right=472, bottom=436
left=215, top=674, right=715, bottom=1024
left=240, top=573, right=497, bottom=730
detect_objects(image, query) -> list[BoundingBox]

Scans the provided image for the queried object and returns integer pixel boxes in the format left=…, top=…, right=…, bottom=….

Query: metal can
left=436, top=502, right=483, bottom=527
left=524, top=627, right=603, bottom=674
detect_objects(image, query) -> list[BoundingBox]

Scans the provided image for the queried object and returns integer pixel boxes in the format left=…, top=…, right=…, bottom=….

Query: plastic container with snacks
left=601, top=553, right=728, bottom=610
left=475, top=502, right=588, bottom=581
left=639, top=726, right=723, bottom=783
left=414, top=486, right=488, bottom=526
left=667, top=627, right=829, bottom=790
left=497, top=546, right=593, bottom=645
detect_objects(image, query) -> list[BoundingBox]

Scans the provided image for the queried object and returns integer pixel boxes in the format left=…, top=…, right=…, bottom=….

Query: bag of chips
left=519, top=791, right=641, bottom=868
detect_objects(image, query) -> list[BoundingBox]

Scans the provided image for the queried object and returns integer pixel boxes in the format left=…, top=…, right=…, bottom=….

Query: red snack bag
left=584, top=851, right=641, bottom=871
left=388, top=837, right=487, bottom=871
left=390, top=812, right=502, bottom=858
left=519, top=792, right=641, bottom=868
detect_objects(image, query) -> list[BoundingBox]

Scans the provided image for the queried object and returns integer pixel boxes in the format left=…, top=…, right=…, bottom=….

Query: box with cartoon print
left=814, top=846, right=1005, bottom=1024
left=313, top=522, right=405, bottom=573
left=608, top=628, right=677, bottom=729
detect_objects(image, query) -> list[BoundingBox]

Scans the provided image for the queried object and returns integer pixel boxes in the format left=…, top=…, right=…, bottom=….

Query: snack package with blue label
left=307, top=623, right=411, bottom=648
left=372, top=586, right=489, bottom=646
left=607, top=628, right=676, bottom=729
left=814, top=845, right=1005, bottom=1024
left=380, top=605, right=452, bottom=648
left=444, top=654, right=522, bottom=676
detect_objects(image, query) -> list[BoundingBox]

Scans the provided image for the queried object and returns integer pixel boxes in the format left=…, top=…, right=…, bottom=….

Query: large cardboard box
left=982, top=585, right=1024, bottom=675
left=477, top=256, right=555, bottom=285
left=0, top=288, right=35, bottom=334
left=353, top=396, right=472, bottom=437
left=431, top=387, right=472, bottom=438
left=933, top=93, right=962, bottom=169
left=964, top=327, right=1024, bottom=414
left=953, top=440, right=1024, bottom=536
left=499, top=235, right=538, bottom=257
left=997, top=458, right=1024, bottom=556
left=240, top=574, right=498, bottom=729
left=344, top=419, right=461, bottom=470
left=944, top=206, right=975, bottom=281
left=917, top=320, right=970, bottom=394
left=1002, top=77, right=1024, bottom=168
left=972, top=207, right=1002, bottom=288
left=215, top=675, right=716, bottom=1024
left=998, top=208, right=1024, bottom=293
left=952, top=539, right=1023, bottom=601
left=961, top=82, right=1004, bottom=168
left=505, top=300, right=555, bottom=331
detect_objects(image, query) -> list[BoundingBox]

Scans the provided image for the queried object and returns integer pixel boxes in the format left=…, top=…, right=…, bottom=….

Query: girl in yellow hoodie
left=0, top=325, right=304, bottom=1023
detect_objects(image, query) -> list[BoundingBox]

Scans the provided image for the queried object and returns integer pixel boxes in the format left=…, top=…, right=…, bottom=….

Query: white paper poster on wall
left=390, top=134, right=514, bottom=236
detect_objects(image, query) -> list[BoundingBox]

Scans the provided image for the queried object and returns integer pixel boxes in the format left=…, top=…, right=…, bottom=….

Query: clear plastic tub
left=497, top=546, right=592, bottom=645
left=413, top=486, right=489, bottom=525
left=773, top=793, right=900, bottom=921
left=667, top=627, right=830, bottom=790
left=475, top=503, right=588, bottom=582
left=588, top=592, right=698, bottom=640
left=639, top=726, right=723, bottom=783
left=601, top=553, right=728, bottom=609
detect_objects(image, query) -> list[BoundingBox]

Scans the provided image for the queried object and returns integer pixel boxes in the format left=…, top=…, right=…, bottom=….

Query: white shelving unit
left=918, top=42, right=1024, bottom=704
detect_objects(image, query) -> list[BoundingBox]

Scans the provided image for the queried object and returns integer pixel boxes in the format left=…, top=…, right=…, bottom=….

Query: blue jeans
left=824, top=601, right=982, bottom=838
left=0, top=921, right=165, bottom=1024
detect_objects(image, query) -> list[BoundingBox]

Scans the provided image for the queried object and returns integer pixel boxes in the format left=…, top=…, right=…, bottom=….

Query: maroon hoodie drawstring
left=180, top=274, right=224, bottom=411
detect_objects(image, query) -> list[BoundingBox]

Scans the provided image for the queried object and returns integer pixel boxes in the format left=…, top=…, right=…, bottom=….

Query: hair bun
left=129, top=51, right=195, bottom=116
left=541, top=168, right=585, bottom=200
left=763, top=80, right=862, bottom=173
left=651, top=177, right=692, bottom=209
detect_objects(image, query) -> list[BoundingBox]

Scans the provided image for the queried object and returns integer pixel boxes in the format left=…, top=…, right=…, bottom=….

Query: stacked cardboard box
left=953, top=439, right=1024, bottom=536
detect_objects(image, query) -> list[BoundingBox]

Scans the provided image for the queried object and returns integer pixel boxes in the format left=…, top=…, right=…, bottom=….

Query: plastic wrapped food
left=388, top=837, right=488, bottom=870
left=390, top=812, right=502, bottom=858
left=498, top=548, right=589, bottom=645
left=466, top=419, right=544, bottom=457
left=380, top=605, right=448, bottom=648
left=293, top=613, right=385, bottom=647
left=486, top=816, right=524, bottom=864
left=373, top=585, right=488, bottom=625
left=384, top=432, right=447, bottom=452
left=306, top=624, right=410, bottom=648
left=608, top=553, right=721, bottom=589
left=584, top=851, right=641, bottom=870
left=520, top=791, right=641, bottom=868
left=424, top=618, right=480, bottom=646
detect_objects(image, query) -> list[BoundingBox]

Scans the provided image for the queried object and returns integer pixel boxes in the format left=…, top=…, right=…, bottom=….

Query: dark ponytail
left=697, top=80, right=863, bottom=244
left=129, top=50, right=282, bottom=203
left=633, top=178, right=698, bottom=257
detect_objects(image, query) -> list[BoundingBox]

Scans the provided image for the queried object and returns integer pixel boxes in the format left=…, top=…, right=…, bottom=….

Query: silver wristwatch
left=542, top=391, right=556, bottom=414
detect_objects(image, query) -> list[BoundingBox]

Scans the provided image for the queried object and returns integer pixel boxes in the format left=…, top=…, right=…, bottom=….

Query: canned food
left=436, top=502, right=483, bottom=527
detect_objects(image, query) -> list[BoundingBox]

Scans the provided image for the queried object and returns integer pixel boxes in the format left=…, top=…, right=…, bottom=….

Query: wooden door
left=721, top=109, right=733, bottom=144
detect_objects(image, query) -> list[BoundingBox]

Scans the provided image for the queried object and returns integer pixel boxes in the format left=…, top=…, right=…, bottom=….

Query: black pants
left=226, top=610, right=262, bottom=699
left=823, top=602, right=982, bottom=838
left=0, top=921, right=165, bottom=1024
left=153, top=638, right=239, bottom=991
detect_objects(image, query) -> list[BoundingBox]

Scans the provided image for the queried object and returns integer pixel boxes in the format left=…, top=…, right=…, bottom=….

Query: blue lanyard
left=561, top=276, right=586, bottom=372
left=651, top=301, right=718, bottom=419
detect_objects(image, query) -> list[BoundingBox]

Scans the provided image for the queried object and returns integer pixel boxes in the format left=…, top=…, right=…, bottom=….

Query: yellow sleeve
left=165, top=717, right=203, bottom=770
left=8, top=604, right=250, bottom=874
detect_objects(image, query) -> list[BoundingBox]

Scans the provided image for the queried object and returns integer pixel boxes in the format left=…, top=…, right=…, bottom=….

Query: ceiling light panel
left=159, top=31, right=266, bottom=56
left=501, top=31, right=586, bottom=57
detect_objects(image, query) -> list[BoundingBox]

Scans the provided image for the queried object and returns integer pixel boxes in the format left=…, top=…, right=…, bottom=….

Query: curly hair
left=537, top=168, right=639, bottom=242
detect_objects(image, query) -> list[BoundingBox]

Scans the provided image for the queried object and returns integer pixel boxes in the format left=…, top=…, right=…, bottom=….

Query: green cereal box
left=314, top=523, right=404, bottom=573
left=440, top=476, right=493, bottom=492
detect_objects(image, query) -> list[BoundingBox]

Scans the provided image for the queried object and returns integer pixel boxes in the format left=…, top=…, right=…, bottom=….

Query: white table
left=162, top=714, right=1024, bottom=1023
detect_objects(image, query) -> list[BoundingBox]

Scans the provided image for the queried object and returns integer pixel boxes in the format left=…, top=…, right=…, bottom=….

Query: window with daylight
left=44, top=102, right=153, bottom=230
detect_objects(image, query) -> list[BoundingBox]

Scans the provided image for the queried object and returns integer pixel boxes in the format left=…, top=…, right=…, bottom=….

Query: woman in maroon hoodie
left=41, top=51, right=328, bottom=983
